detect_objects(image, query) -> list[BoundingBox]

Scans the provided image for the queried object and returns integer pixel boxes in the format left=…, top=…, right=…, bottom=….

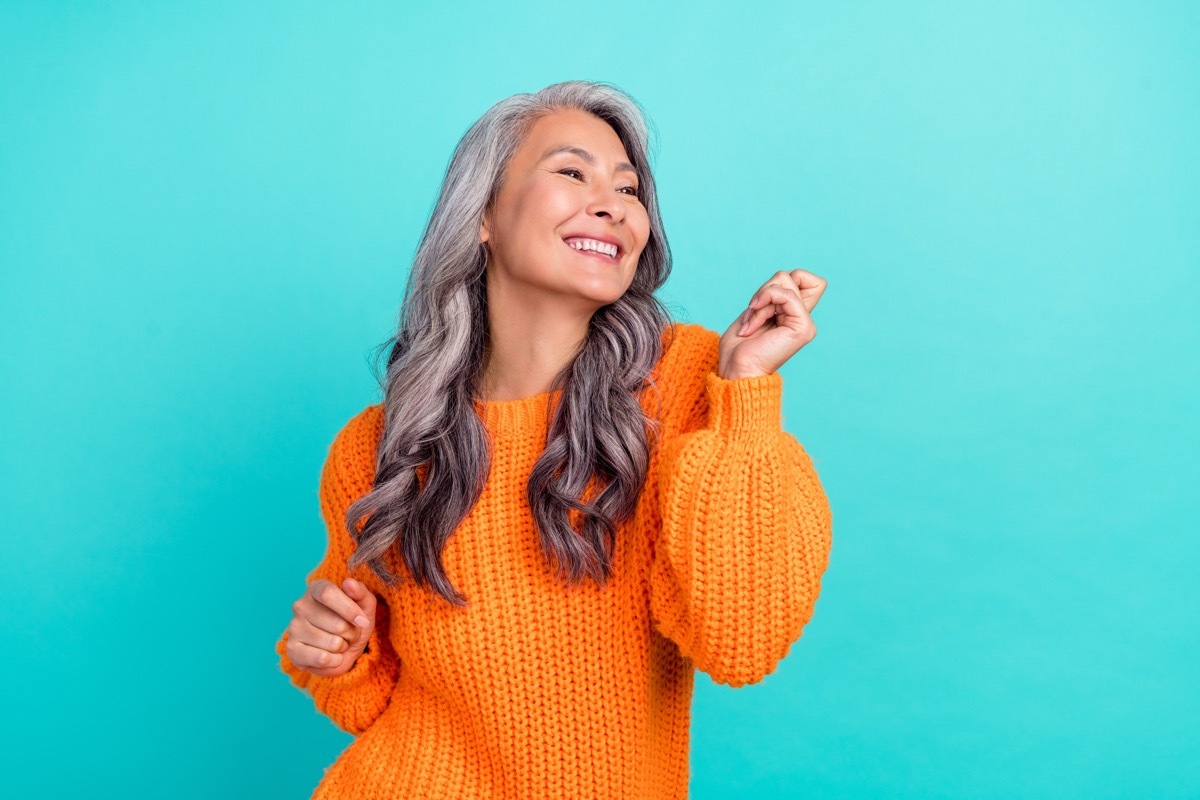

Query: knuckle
left=316, top=582, right=340, bottom=606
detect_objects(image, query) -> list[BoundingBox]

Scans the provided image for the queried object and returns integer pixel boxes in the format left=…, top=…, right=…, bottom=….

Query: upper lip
left=562, top=231, right=625, bottom=258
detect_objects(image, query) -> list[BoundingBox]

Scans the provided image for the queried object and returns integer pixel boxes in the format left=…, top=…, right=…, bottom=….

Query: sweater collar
left=472, top=388, right=563, bottom=434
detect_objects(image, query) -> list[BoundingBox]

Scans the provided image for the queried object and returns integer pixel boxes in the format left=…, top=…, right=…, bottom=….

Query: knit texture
left=275, top=321, right=834, bottom=799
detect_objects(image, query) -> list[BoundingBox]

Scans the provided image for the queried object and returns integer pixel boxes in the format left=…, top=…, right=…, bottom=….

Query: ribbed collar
left=472, top=388, right=563, bottom=434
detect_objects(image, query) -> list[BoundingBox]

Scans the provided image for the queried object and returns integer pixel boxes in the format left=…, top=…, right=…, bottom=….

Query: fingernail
left=355, top=615, right=369, bottom=627
left=738, top=321, right=749, bottom=336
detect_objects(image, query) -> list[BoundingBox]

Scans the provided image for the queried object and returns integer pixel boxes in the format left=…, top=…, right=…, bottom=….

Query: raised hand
left=718, top=269, right=826, bottom=379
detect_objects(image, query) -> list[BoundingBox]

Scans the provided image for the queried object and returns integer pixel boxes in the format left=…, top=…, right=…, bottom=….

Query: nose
left=585, top=184, right=626, bottom=222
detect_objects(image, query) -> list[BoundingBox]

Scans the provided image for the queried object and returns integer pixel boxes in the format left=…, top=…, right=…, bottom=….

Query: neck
left=480, top=274, right=593, bottom=403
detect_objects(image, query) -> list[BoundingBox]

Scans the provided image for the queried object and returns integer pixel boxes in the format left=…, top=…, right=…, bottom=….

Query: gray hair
left=347, top=79, right=677, bottom=607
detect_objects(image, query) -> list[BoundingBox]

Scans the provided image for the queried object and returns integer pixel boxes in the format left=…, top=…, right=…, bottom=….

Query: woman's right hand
left=284, top=577, right=377, bottom=677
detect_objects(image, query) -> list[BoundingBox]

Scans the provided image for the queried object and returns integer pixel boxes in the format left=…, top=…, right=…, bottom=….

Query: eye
left=558, top=168, right=641, bottom=199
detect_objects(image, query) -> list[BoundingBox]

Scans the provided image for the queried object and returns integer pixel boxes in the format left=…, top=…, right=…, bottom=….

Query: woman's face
left=480, top=108, right=650, bottom=310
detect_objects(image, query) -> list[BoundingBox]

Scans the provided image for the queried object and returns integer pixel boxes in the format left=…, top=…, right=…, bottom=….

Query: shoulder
left=652, top=321, right=722, bottom=429
left=658, top=321, right=720, bottom=377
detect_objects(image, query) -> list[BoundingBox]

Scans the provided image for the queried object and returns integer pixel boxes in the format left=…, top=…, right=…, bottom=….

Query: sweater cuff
left=704, top=371, right=784, bottom=433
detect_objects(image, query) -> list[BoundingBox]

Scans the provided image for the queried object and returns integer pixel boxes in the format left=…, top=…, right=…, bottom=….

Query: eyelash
left=558, top=168, right=640, bottom=198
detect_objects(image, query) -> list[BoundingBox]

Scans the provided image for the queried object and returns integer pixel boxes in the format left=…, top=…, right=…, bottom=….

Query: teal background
left=1, top=1, right=1196, bottom=797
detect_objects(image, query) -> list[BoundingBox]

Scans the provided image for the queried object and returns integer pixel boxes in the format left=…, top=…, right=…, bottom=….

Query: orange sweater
left=275, top=322, right=833, bottom=799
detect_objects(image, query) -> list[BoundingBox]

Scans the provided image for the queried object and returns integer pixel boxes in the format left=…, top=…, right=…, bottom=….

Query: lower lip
left=563, top=240, right=620, bottom=264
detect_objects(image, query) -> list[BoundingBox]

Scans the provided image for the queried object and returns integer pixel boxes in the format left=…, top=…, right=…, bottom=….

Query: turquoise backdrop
left=2, top=1, right=1196, bottom=797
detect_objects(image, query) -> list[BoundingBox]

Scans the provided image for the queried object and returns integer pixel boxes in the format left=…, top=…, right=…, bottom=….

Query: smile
left=562, top=238, right=621, bottom=264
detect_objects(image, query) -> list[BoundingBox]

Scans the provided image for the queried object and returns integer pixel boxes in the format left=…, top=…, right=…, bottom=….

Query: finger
left=745, top=272, right=797, bottom=305
left=788, top=269, right=827, bottom=311
left=749, top=274, right=800, bottom=308
left=342, top=578, right=377, bottom=624
left=291, top=612, right=358, bottom=654
left=310, top=578, right=372, bottom=631
left=745, top=282, right=799, bottom=321
left=288, top=633, right=352, bottom=671
left=740, top=284, right=810, bottom=337
left=294, top=592, right=362, bottom=642
left=738, top=284, right=793, bottom=336
left=737, top=281, right=784, bottom=332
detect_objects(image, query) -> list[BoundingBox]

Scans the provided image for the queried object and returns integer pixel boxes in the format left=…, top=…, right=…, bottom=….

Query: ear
left=479, top=212, right=490, bottom=244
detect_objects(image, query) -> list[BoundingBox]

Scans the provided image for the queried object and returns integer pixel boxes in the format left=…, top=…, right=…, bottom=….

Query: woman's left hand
left=718, top=269, right=827, bottom=379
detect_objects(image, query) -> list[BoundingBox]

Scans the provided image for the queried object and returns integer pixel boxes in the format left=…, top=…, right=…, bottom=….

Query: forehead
left=518, top=108, right=632, bottom=164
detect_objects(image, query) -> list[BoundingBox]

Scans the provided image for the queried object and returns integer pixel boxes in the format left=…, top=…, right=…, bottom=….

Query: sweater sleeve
left=649, top=333, right=833, bottom=688
left=275, top=410, right=402, bottom=735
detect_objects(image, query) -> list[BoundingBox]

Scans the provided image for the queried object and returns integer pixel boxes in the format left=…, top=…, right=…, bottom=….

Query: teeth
left=567, top=238, right=618, bottom=259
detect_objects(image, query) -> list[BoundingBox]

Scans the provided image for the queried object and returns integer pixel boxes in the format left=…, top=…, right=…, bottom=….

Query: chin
left=577, top=282, right=632, bottom=306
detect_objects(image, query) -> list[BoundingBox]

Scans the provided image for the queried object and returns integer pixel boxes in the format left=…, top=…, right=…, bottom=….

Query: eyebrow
left=539, top=145, right=638, bottom=177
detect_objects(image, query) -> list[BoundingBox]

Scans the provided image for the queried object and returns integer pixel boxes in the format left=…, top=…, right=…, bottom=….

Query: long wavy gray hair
left=346, top=80, right=678, bottom=607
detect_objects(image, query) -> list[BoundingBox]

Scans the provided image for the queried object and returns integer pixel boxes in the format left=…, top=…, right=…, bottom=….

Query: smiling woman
left=275, top=79, right=833, bottom=800
left=477, top=106, right=653, bottom=395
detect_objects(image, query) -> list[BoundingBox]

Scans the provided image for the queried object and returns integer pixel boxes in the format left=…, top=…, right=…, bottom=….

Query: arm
left=275, top=412, right=402, bottom=734
left=649, top=368, right=834, bottom=688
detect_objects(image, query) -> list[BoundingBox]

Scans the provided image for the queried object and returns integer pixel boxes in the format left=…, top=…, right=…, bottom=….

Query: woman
left=276, top=79, right=832, bottom=799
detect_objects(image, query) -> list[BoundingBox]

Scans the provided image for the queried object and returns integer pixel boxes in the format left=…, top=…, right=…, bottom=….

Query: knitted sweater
left=275, top=321, right=833, bottom=799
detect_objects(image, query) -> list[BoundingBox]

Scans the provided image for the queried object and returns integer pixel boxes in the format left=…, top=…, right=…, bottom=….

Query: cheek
left=631, top=208, right=652, bottom=251
left=520, top=181, right=575, bottom=221
left=502, top=182, right=568, bottom=237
